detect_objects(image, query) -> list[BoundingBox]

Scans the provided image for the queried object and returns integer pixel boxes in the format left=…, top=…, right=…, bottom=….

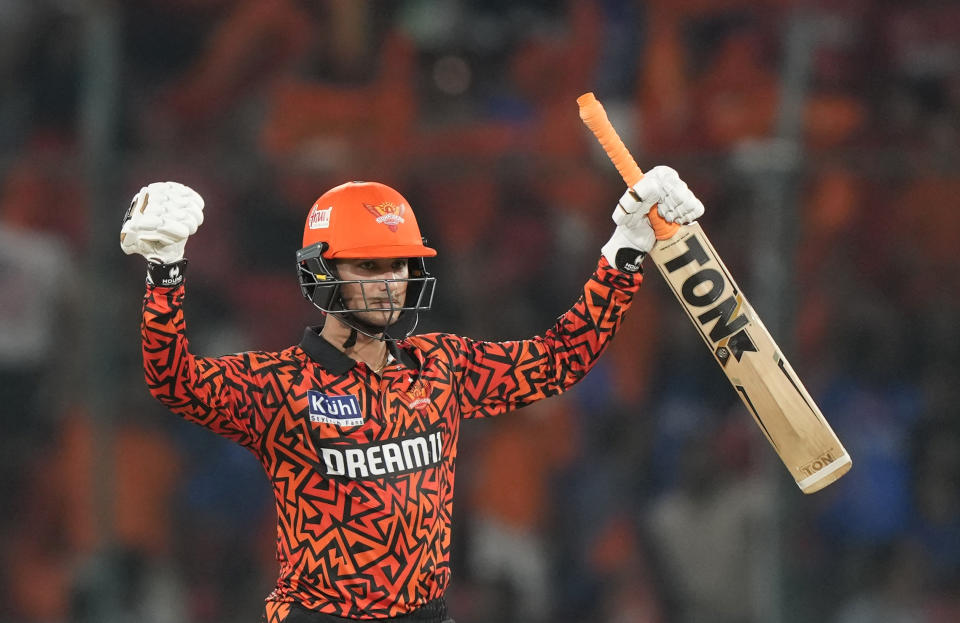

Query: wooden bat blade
left=648, top=224, right=851, bottom=493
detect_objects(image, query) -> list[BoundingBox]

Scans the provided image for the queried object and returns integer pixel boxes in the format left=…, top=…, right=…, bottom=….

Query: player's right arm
left=123, top=182, right=263, bottom=448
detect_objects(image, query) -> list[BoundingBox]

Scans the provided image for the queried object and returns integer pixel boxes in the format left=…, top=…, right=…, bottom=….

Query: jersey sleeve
left=141, top=284, right=266, bottom=448
left=448, top=257, right=642, bottom=418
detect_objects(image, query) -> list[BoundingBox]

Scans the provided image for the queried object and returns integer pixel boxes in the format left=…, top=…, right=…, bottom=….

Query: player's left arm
left=450, top=166, right=704, bottom=417
left=447, top=262, right=639, bottom=418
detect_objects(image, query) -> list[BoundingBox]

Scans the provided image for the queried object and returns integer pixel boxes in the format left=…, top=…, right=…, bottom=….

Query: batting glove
left=602, top=165, right=704, bottom=273
left=121, top=181, right=204, bottom=286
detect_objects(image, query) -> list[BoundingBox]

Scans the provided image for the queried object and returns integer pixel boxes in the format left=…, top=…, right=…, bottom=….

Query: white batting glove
left=120, top=182, right=204, bottom=264
left=602, top=166, right=704, bottom=273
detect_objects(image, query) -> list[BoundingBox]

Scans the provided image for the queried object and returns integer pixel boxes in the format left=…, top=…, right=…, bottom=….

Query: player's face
left=336, top=258, right=409, bottom=326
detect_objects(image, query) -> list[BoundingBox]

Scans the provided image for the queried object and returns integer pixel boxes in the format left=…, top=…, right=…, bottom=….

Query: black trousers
left=283, top=599, right=453, bottom=623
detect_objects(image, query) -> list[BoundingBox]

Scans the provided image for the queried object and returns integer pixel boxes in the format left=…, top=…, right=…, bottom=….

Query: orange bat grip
left=577, top=92, right=679, bottom=240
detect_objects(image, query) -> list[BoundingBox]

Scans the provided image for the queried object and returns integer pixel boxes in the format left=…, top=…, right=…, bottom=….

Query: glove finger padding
left=136, top=230, right=183, bottom=247
left=179, top=206, right=204, bottom=232
left=120, top=181, right=205, bottom=264
left=613, top=188, right=652, bottom=229
left=603, top=165, right=705, bottom=273
left=155, top=219, right=194, bottom=240
left=130, top=213, right=164, bottom=231
left=119, top=229, right=141, bottom=255
left=614, top=166, right=683, bottom=223
left=657, top=184, right=704, bottom=225
left=627, top=165, right=704, bottom=225
left=631, top=166, right=678, bottom=210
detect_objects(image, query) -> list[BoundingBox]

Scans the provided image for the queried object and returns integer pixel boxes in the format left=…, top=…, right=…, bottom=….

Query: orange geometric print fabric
left=140, top=259, right=641, bottom=619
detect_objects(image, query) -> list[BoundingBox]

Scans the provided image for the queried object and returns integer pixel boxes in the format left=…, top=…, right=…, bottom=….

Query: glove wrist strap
left=146, top=259, right=188, bottom=287
left=601, top=231, right=647, bottom=274
left=612, top=248, right=646, bottom=273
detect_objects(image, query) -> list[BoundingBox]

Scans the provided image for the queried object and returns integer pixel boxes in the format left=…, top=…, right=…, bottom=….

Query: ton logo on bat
left=662, top=234, right=757, bottom=365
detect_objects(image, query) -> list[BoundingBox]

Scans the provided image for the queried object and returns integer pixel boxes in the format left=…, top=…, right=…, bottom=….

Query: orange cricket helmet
left=301, top=181, right=437, bottom=258
left=296, top=181, right=437, bottom=341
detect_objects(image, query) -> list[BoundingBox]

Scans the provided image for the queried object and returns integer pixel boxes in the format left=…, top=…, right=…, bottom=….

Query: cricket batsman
left=121, top=172, right=703, bottom=622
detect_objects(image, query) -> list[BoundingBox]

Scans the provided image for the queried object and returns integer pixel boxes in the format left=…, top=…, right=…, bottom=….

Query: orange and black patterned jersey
left=140, top=258, right=642, bottom=619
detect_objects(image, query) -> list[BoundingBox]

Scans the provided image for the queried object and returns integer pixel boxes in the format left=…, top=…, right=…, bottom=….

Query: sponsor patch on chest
left=319, top=430, right=444, bottom=479
left=308, top=390, right=363, bottom=427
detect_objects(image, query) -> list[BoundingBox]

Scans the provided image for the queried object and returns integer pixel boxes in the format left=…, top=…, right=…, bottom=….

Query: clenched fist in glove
left=601, top=165, right=704, bottom=273
left=121, top=182, right=204, bottom=286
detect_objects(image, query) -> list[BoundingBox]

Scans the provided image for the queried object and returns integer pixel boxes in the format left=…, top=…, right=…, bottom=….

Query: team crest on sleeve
left=363, top=202, right=406, bottom=232
left=308, top=390, right=363, bottom=426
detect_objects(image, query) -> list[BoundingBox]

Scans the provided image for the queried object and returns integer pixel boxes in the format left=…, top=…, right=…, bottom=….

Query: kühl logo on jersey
left=308, top=391, right=363, bottom=427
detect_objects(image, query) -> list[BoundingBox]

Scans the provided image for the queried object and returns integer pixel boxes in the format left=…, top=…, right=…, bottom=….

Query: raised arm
left=416, top=166, right=704, bottom=418
left=442, top=258, right=644, bottom=418
left=123, top=182, right=264, bottom=448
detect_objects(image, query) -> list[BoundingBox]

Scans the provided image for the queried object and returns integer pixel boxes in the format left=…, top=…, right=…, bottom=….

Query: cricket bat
left=578, top=92, right=851, bottom=493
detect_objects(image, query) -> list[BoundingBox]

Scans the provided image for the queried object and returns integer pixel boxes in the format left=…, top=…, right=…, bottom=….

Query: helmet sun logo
left=363, top=202, right=406, bottom=233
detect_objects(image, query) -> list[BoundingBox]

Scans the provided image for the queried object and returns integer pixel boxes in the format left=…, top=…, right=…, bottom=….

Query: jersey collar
left=299, top=327, right=419, bottom=374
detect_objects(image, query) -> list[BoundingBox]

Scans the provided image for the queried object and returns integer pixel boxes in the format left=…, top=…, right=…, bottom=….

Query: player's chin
left=355, top=309, right=402, bottom=327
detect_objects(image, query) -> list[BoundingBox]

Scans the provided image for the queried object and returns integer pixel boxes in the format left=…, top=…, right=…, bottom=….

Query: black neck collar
left=299, top=327, right=418, bottom=374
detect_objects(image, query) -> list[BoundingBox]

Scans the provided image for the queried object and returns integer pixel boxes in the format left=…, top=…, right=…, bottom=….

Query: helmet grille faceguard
left=296, top=241, right=436, bottom=341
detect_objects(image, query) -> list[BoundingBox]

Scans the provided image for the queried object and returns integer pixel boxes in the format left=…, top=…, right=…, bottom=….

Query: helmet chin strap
left=336, top=309, right=420, bottom=347
left=338, top=312, right=384, bottom=349
left=342, top=327, right=360, bottom=349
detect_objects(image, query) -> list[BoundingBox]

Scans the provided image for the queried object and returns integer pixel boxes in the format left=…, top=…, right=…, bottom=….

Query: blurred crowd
left=1, top=1, right=958, bottom=622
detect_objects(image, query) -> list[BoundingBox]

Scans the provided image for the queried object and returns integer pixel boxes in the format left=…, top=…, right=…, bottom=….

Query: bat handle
left=647, top=204, right=680, bottom=240
left=577, top=92, right=679, bottom=241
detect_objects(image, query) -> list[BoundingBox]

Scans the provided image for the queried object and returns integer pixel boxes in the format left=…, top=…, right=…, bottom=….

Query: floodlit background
left=1, top=1, right=958, bottom=622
